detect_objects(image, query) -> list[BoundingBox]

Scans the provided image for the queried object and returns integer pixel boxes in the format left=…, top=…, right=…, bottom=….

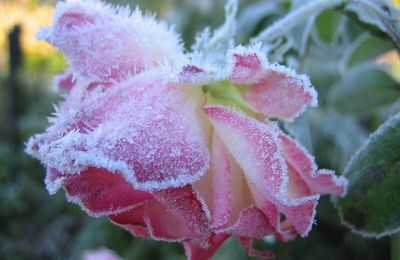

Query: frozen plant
left=26, top=0, right=348, bottom=259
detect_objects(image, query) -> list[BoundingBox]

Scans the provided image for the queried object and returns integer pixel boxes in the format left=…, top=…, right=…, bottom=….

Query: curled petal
left=46, top=167, right=152, bottom=216
left=38, top=0, right=184, bottom=81
left=217, top=207, right=274, bottom=238
left=27, top=71, right=210, bottom=191
left=108, top=206, right=149, bottom=238
left=280, top=133, right=348, bottom=196
left=153, top=185, right=211, bottom=247
left=110, top=185, right=211, bottom=246
left=203, top=105, right=319, bottom=236
left=183, top=234, right=229, bottom=260
left=227, top=46, right=317, bottom=121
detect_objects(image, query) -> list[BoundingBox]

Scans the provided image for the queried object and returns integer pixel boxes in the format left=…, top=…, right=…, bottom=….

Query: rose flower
left=26, top=0, right=347, bottom=259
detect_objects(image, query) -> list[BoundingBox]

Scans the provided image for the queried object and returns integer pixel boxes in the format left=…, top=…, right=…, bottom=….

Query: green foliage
left=345, top=0, right=400, bottom=48
left=333, top=113, right=400, bottom=237
left=329, top=64, right=400, bottom=114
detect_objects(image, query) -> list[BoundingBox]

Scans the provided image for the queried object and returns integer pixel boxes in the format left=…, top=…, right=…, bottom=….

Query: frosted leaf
left=38, top=0, right=185, bottom=82
left=189, top=0, right=238, bottom=75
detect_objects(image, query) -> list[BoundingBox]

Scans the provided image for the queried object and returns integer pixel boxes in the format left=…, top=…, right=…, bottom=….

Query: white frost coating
left=300, top=195, right=319, bottom=237
left=27, top=69, right=210, bottom=192
left=37, top=0, right=186, bottom=80
left=333, top=112, right=400, bottom=238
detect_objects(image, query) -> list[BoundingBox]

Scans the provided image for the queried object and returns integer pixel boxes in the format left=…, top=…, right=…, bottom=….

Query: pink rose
left=26, top=1, right=347, bottom=259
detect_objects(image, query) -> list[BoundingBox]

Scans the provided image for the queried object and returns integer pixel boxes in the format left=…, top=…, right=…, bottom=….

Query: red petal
left=183, top=234, right=229, bottom=260
left=53, top=70, right=76, bottom=91
left=110, top=185, right=212, bottom=245
left=218, top=207, right=274, bottom=238
left=153, top=185, right=211, bottom=247
left=227, top=47, right=317, bottom=121
left=280, top=133, right=348, bottom=196
left=51, top=167, right=152, bottom=216
left=109, top=206, right=149, bottom=238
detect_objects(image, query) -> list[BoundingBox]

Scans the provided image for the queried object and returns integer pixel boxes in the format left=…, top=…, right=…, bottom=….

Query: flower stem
left=392, top=233, right=400, bottom=260
left=251, top=0, right=346, bottom=43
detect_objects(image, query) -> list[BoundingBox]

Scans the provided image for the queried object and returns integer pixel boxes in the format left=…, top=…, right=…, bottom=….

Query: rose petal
left=210, top=133, right=233, bottom=228
left=110, top=185, right=211, bottom=245
left=27, top=71, right=210, bottom=191
left=183, top=234, right=229, bottom=260
left=109, top=206, right=149, bottom=238
left=280, top=133, right=348, bottom=196
left=53, top=70, right=76, bottom=91
left=218, top=207, right=274, bottom=238
left=38, top=0, right=184, bottom=81
left=47, top=167, right=152, bottom=216
left=227, top=46, right=317, bottom=121
left=153, top=185, right=211, bottom=247
left=203, top=105, right=319, bottom=236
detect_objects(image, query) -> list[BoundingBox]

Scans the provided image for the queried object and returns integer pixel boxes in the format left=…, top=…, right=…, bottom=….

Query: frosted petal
left=108, top=206, right=149, bottom=238
left=53, top=69, right=76, bottom=91
left=227, top=46, right=317, bottom=121
left=153, top=185, right=211, bottom=247
left=39, top=0, right=184, bottom=81
left=280, top=133, right=348, bottom=196
left=210, top=133, right=233, bottom=228
left=110, top=186, right=211, bottom=244
left=203, top=105, right=319, bottom=236
left=218, top=207, right=274, bottom=238
left=27, top=71, right=210, bottom=191
left=183, top=234, right=229, bottom=260
left=46, top=167, right=152, bottom=216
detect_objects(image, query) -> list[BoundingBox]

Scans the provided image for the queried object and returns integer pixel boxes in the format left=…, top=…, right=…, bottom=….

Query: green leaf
left=333, top=112, right=400, bottom=238
left=329, top=64, right=400, bottom=113
left=339, top=33, right=394, bottom=71
left=345, top=0, right=400, bottom=48
left=315, top=9, right=342, bottom=43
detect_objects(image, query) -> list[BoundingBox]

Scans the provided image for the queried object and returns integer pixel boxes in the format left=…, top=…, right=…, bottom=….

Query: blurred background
left=1, top=0, right=399, bottom=259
